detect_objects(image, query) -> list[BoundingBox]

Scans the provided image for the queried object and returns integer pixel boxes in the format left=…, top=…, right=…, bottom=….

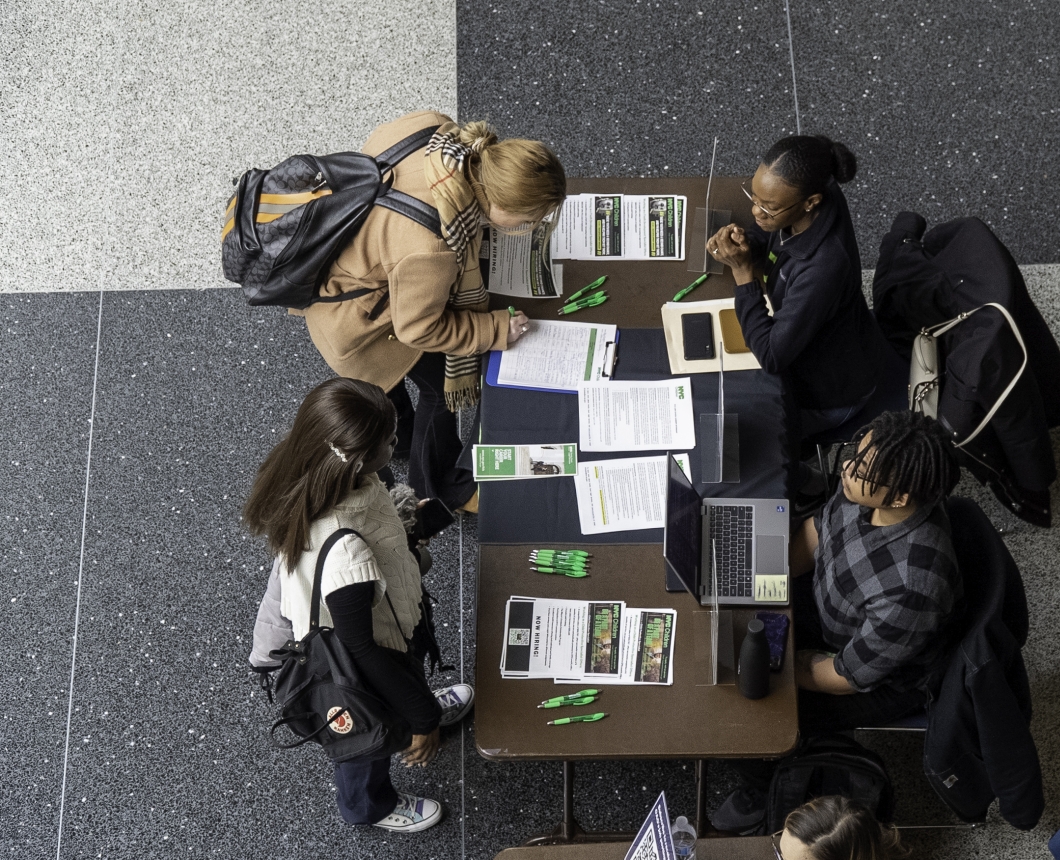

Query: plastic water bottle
left=671, top=815, right=697, bottom=859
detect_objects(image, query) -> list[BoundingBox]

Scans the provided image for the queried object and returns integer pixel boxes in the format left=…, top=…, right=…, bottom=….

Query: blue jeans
left=333, top=756, right=399, bottom=825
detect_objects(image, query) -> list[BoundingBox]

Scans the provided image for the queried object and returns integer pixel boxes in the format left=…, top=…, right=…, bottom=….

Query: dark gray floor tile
left=458, top=0, right=797, bottom=178
left=0, top=293, right=99, bottom=858
left=790, top=1, right=1060, bottom=265
left=53, top=291, right=462, bottom=858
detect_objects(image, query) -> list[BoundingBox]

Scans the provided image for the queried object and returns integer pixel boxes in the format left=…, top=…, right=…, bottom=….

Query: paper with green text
left=473, top=444, right=578, bottom=480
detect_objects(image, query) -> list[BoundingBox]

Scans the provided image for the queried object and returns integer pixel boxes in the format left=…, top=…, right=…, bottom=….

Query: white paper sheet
left=551, top=193, right=687, bottom=261
left=573, top=453, right=691, bottom=534
left=554, top=608, right=677, bottom=686
left=578, top=377, right=696, bottom=451
left=495, top=319, right=618, bottom=392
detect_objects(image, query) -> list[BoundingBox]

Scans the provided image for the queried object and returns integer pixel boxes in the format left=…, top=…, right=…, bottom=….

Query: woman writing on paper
left=301, top=111, right=566, bottom=513
left=708, top=135, right=889, bottom=436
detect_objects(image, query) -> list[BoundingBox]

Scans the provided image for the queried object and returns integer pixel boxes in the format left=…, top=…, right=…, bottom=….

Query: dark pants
left=731, top=575, right=928, bottom=792
left=388, top=351, right=475, bottom=510
left=331, top=620, right=436, bottom=824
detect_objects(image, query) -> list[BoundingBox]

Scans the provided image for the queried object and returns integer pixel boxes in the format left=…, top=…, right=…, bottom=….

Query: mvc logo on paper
left=327, top=707, right=355, bottom=735
left=675, top=386, right=686, bottom=399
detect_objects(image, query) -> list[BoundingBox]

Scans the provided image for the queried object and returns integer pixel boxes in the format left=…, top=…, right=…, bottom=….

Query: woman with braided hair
left=708, top=135, right=891, bottom=436
left=302, top=112, right=566, bottom=513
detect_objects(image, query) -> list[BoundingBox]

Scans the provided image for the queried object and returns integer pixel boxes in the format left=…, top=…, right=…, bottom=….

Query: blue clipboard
left=485, top=330, right=620, bottom=394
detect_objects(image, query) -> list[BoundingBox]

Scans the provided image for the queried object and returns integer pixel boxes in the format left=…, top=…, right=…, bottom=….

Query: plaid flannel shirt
left=813, top=492, right=961, bottom=692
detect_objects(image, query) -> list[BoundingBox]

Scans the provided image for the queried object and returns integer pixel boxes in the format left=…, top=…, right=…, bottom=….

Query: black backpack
left=221, top=126, right=443, bottom=310
left=765, top=735, right=896, bottom=832
left=267, top=529, right=413, bottom=762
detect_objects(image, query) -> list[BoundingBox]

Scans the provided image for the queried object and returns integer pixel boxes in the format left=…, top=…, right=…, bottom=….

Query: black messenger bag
left=267, top=529, right=412, bottom=762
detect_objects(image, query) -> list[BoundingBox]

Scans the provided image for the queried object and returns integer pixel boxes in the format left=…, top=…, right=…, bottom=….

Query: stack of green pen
left=537, top=689, right=600, bottom=709
left=558, top=276, right=609, bottom=316
left=528, top=549, right=592, bottom=577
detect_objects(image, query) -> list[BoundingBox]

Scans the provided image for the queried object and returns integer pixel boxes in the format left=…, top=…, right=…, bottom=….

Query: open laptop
left=663, top=454, right=790, bottom=606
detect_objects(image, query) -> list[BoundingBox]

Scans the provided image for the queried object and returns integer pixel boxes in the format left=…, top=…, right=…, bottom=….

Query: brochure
left=624, top=791, right=677, bottom=860
left=485, top=223, right=565, bottom=298
left=551, top=193, right=686, bottom=261
left=473, top=444, right=578, bottom=480
left=557, top=608, right=676, bottom=687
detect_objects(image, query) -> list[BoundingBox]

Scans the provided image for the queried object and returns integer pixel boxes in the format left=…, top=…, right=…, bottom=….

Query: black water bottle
left=738, top=619, right=770, bottom=699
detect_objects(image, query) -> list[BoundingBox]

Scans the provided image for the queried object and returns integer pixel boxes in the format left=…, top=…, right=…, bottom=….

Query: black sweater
left=734, top=181, right=888, bottom=410
left=325, top=583, right=441, bottom=735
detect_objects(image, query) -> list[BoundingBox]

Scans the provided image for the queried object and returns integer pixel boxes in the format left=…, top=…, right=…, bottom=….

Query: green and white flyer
left=473, top=444, right=578, bottom=480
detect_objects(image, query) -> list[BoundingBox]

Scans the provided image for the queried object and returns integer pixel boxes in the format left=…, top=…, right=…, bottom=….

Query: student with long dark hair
left=709, top=135, right=890, bottom=436
left=244, top=377, right=473, bottom=833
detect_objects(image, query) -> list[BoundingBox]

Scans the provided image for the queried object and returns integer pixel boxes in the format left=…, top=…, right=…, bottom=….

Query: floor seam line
left=783, top=0, right=802, bottom=133
left=55, top=287, right=104, bottom=860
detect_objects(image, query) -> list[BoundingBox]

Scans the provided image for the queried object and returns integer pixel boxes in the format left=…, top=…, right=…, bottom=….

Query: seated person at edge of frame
left=708, top=135, right=891, bottom=438
left=714, top=410, right=962, bottom=832
left=776, top=796, right=908, bottom=860
left=301, top=111, right=567, bottom=515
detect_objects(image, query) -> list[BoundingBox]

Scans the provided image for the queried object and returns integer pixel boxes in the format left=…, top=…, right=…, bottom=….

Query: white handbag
left=908, top=302, right=1027, bottom=449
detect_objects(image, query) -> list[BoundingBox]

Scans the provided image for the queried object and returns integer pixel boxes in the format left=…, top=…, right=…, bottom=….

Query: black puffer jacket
left=873, top=213, right=1060, bottom=527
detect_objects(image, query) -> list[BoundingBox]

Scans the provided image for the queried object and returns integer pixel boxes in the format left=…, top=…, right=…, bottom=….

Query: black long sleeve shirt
left=325, top=582, right=441, bottom=734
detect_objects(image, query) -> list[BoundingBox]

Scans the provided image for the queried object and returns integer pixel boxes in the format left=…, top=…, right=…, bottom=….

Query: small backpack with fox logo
left=221, top=126, right=442, bottom=310
left=267, top=529, right=413, bottom=762
left=765, top=735, right=896, bottom=833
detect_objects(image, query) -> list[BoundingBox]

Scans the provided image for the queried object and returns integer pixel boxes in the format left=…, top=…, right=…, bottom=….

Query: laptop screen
left=663, top=454, right=702, bottom=600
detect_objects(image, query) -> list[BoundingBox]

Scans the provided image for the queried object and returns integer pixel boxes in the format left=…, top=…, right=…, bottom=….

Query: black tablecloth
left=477, top=328, right=796, bottom=545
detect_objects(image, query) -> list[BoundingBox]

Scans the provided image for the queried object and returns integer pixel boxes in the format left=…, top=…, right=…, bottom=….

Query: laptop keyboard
left=708, top=504, right=754, bottom=598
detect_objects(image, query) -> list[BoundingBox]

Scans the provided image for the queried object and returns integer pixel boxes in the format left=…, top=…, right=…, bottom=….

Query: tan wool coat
left=301, top=111, right=511, bottom=392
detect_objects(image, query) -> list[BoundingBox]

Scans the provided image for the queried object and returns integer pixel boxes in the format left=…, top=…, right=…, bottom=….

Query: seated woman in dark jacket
left=709, top=135, right=890, bottom=436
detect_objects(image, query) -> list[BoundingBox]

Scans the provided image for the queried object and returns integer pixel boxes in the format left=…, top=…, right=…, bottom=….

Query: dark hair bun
left=821, top=137, right=857, bottom=184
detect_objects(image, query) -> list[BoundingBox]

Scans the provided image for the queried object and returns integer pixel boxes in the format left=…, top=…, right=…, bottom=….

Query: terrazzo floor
left=3, top=0, right=1060, bottom=857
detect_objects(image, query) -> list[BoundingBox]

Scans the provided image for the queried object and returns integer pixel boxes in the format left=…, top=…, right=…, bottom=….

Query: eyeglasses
left=741, top=182, right=803, bottom=220
left=771, top=830, right=785, bottom=860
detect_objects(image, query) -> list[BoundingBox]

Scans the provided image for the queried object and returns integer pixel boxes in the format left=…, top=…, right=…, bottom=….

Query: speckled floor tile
left=789, top=1, right=1060, bottom=267
left=457, top=0, right=797, bottom=179
left=0, top=293, right=99, bottom=858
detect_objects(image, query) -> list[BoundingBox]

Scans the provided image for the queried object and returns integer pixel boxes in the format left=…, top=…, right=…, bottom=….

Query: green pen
left=547, top=712, right=608, bottom=726
left=534, top=549, right=591, bottom=559
left=530, top=566, right=590, bottom=578
left=538, top=696, right=597, bottom=709
left=672, top=273, right=709, bottom=302
left=529, top=560, right=588, bottom=573
left=559, top=293, right=609, bottom=315
left=542, top=689, right=600, bottom=704
left=529, top=551, right=588, bottom=564
left=564, top=276, right=607, bottom=306
left=507, top=306, right=516, bottom=316
left=559, top=290, right=607, bottom=312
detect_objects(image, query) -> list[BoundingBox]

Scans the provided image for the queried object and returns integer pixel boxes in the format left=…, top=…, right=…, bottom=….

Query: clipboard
left=486, top=329, right=620, bottom=394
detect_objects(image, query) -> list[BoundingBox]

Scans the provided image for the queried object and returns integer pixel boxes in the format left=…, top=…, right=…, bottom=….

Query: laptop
left=663, top=454, right=790, bottom=606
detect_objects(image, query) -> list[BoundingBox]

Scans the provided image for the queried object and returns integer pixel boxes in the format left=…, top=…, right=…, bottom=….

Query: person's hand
left=415, top=498, right=431, bottom=545
left=507, top=311, right=530, bottom=344
left=402, top=728, right=441, bottom=767
left=708, top=224, right=754, bottom=284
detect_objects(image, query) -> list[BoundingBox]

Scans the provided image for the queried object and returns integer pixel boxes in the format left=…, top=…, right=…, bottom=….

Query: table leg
left=694, top=760, right=720, bottom=837
left=523, top=761, right=636, bottom=845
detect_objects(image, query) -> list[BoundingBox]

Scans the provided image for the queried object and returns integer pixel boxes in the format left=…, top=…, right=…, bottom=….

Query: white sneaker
left=373, top=793, right=443, bottom=833
left=434, top=684, right=475, bottom=727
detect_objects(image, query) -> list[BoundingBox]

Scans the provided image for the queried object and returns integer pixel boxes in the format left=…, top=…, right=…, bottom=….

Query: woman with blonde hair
left=301, top=112, right=566, bottom=513
left=775, top=796, right=906, bottom=860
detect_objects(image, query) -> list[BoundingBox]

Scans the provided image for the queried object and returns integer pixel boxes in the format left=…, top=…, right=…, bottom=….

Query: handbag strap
left=311, top=528, right=413, bottom=646
left=923, top=303, right=1028, bottom=449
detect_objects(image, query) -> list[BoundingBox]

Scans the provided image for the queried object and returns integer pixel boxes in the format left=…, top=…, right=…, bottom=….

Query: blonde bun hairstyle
left=456, top=120, right=567, bottom=227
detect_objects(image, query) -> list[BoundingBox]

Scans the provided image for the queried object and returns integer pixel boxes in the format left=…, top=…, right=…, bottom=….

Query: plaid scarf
left=424, top=123, right=491, bottom=411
